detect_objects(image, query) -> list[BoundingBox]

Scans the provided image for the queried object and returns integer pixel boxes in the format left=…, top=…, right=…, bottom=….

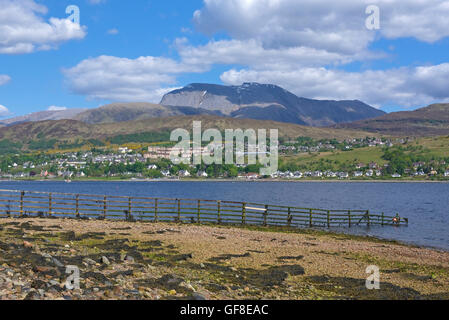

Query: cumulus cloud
left=0, top=0, right=87, bottom=54
left=63, top=55, right=206, bottom=102
left=63, top=0, right=449, bottom=108
left=220, top=63, right=449, bottom=107
left=47, top=106, right=67, bottom=111
left=0, top=75, right=11, bottom=86
left=194, top=0, right=449, bottom=54
left=0, top=105, right=11, bottom=117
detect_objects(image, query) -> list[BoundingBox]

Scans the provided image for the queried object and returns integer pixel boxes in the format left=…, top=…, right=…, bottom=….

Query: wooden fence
left=0, top=189, right=408, bottom=228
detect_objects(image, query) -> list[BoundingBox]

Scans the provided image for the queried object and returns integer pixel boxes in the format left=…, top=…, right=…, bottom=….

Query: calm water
left=1, top=181, right=448, bottom=251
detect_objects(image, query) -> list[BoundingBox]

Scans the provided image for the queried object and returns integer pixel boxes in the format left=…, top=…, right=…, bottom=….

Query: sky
left=1, top=0, right=449, bottom=118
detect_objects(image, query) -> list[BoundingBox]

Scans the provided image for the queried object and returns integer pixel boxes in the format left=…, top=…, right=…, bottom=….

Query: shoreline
left=1, top=217, right=448, bottom=300
left=1, top=178, right=448, bottom=184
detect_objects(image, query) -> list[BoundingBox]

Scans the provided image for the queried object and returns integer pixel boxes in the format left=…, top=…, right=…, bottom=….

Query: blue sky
left=1, top=0, right=449, bottom=118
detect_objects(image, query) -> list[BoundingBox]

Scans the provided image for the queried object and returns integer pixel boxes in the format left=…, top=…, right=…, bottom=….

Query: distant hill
left=335, top=103, right=449, bottom=137
left=73, top=102, right=219, bottom=124
left=0, top=115, right=375, bottom=152
left=0, top=109, right=87, bottom=126
left=161, top=83, right=385, bottom=126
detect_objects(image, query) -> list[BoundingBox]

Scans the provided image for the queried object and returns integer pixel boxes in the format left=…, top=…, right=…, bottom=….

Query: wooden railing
left=0, top=189, right=408, bottom=228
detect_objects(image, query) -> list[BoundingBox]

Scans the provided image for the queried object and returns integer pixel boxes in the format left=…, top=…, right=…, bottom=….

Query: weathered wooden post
left=309, top=209, right=313, bottom=228
left=242, top=203, right=246, bottom=225
left=217, top=201, right=221, bottom=224
left=327, top=210, right=331, bottom=228
left=197, top=200, right=201, bottom=223
left=366, top=210, right=370, bottom=227
left=287, top=207, right=292, bottom=227
left=154, top=198, right=158, bottom=222
left=48, top=193, right=52, bottom=217
left=263, top=205, right=268, bottom=226
left=103, top=196, right=107, bottom=219
left=20, top=191, right=24, bottom=217
left=381, top=212, right=385, bottom=226
left=177, top=199, right=181, bottom=222
left=75, top=194, right=80, bottom=218
left=128, top=197, right=132, bottom=221
left=348, top=210, right=352, bottom=228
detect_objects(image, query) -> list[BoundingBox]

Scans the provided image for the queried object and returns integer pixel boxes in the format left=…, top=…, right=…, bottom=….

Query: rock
left=33, top=266, right=53, bottom=273
left=24, top=291, right=40, bottom=300
left=101, top=256, right=110, bottom=265
left=83, top=258, right=97, bottom=266
left=51, top=257, right=64, bottom=268
left=200, top=263, right=206, bottom=269
left=41, top=253, right=52, bottom=259
left=124, top=255, right=135, bottom=263
left=23, top=241, right=33, bottom=248
left=192, top=293, right=207, bottom=300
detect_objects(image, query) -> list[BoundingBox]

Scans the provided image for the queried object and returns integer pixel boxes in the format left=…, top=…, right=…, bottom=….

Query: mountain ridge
left=160, top=82, right=385, bottom=126
left=335, top=103, right=449, bottom=136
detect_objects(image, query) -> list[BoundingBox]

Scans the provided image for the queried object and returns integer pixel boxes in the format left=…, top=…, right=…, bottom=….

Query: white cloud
left=0, top=75, right=11, bottom=86
left=220, top=63, right=449, bottom=107
left=0, top=0, right=87, bottom=54
left=194, top=0, right=449, bottom=54
left=88, top=0, right=106, bottom=4
left=0, top=105, right=11, bottom=117
left=63, top=55, right=206, bottom=102
left=107, top=28, right=119, bottom=35
left=63, top=0, right=449, bottom=108
left=47, top=106, right=67, bottom=111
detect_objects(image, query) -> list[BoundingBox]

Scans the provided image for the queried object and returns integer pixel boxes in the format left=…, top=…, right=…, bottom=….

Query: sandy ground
left=1, top=217, right=448, bottom=300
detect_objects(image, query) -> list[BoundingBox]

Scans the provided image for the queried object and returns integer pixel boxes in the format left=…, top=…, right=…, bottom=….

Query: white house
left=179, top=170, right=190, bottom=177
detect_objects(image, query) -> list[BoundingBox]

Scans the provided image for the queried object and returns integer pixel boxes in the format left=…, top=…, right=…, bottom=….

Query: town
left=1, top=136, right=449, bottom=181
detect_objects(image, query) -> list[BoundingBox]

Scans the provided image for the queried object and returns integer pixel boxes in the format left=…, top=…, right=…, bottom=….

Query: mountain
left=160, top=83, right=385, bottom=126
left=335, top=103, right=449, bottom=137
left=73, top=102, right=219, bottom=124
left=0, top=108, right=87, bottom=127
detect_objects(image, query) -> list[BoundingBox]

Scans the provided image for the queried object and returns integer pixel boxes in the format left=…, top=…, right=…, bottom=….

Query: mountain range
left=1, top=82, right=384, bottom=127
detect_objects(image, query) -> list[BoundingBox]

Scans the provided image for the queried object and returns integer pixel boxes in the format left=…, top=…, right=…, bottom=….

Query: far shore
left=1, top=178, right=448, bottom=184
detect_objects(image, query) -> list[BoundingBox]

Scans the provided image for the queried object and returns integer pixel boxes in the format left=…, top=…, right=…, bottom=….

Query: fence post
left=242, top=203, right=246, bottom=225
left=309, top=209, right=313, bottom=227
left=217, top=201, right=221, bottom=224
left=48, top=193, right=52, bottom=216
left=263, top=205, right=268, bottom=226
left=177, top=199, right=181, bottom=222
left=20, top=191, right=24, bottom=217
left=366, top=210, right=370, bottom=227
left=197, top=200, right=201, bottom=223
left=128, top=197, right=132, bottom=221
left=348, top=210, right=352, bottom=228
left=75, top=194, right=80, bottom=218
left=154, top=198, right=158, bottom=222
left=381, top=212, right=384, bottom=226
left=287, top=207, right=292, bottom=227
left=327, top=210, right=330, bottom=228
left=103, top=196, right=107, bottom=219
